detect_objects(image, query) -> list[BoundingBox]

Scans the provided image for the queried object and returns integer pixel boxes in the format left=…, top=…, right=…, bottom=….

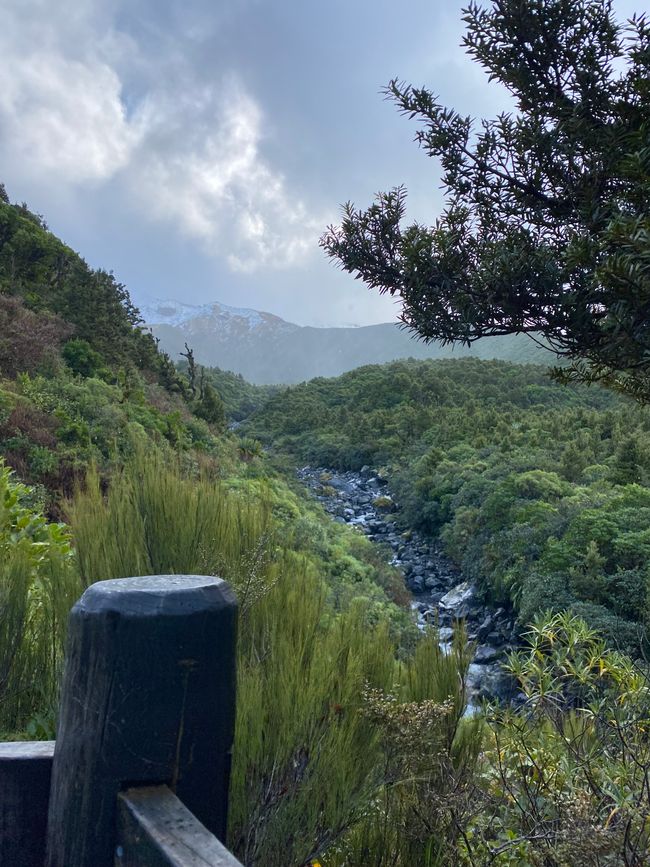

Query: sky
left=0, top=0, right=641, bottom=326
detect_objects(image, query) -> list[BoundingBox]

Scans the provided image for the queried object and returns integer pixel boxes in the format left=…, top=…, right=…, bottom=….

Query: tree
left=180, top=342, right=197, bottom=398
left=321, top=0, right=650, bottom=401
left=62, top=338, right=107, bottom=379
left=195, top=382, right=226, bottom=429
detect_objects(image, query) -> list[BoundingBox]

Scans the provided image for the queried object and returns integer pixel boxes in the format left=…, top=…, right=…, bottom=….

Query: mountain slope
left=142, top=298, right=553, bottom=384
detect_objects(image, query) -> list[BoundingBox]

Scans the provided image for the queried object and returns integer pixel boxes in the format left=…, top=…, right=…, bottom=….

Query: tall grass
left=68, top=454, right=271, bottom=596
left=64, top=451, right=479, bottom=865
left=323, top=627, right=483, bottom=867
left=0, top=466, right=81, bottom=735
left=231, top=570, right=398, bottom=865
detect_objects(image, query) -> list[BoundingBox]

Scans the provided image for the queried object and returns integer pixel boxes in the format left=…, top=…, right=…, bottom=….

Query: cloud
left=0, top=0, right=320, bottom=271
left=0, top=0, right=138, bottom=183
left=131, top=77, right=323, bottom=271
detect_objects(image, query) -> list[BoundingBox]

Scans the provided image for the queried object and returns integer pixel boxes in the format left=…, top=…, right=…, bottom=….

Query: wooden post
left=45, top=575, right=238, bottom=867
left=0, top=741, right=55, bottom=867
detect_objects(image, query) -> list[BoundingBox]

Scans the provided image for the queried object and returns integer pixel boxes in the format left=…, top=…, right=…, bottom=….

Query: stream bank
left=298, top=465, right=518, bottom=704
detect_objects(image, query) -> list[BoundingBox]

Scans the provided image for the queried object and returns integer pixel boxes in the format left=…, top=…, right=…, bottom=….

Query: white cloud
left=0, top=53, right=138, bottom=182
left=129, top=78, right=322, bottom=271
left=0, top=0, right=320, bottom=271
left=0, top=0, right=138, bottom=182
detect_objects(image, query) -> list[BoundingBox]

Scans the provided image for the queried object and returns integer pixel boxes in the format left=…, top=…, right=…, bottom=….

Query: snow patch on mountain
left=138, top=298, right=290, bottom=331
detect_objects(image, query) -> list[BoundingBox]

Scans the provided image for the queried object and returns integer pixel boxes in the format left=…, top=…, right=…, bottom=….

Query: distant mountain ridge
left=141, top=298, right=553, bottom=384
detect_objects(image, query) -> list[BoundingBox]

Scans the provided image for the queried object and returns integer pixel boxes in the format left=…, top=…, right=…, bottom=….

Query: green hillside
left=247, top=358, right=650, bottom=653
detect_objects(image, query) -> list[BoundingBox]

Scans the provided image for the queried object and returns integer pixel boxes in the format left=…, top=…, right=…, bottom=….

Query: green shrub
left=62, top=338, right=107, bottom=379
left=0, top=462, right=80, bottom=734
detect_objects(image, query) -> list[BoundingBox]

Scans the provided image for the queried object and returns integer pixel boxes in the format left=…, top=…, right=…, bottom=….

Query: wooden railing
left=0, top=575, right=244, bottom=867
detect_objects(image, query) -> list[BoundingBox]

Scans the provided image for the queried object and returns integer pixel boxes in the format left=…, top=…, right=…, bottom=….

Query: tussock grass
left=68, top=453, right=271, bottom=595
left=0, top=466, right=80, bottom=735
left=65, top=451, right=477, bottom=865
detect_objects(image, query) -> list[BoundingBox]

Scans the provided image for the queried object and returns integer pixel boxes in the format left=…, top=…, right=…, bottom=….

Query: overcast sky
left=0, top=0, right=641, bottom=326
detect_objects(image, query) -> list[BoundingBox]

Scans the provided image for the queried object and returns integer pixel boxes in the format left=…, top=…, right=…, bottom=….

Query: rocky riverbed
left=298, top=465, right=518, bottom=705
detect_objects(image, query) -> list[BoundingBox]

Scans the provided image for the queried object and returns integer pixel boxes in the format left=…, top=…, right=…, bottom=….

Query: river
left=298, top=466, right=518, bottom=705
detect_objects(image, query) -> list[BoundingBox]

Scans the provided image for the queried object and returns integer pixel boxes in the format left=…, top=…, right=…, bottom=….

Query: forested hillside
left=0, top=190, right=201, bottom=501
left=246, top=359, right=650, bottom=653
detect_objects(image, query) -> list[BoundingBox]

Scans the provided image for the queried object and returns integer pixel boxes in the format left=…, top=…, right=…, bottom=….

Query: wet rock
left=410, top=575, right=425, bottom=593
left=474, top=645, right=502, bottom=665
left=439, top=581, right=477, bottom=619
left=297, top=465, right=515, bottom=705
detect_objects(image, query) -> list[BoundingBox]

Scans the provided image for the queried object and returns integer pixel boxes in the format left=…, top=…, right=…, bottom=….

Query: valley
left=1, top=191, right=650, bottom=865
left=298, top=465, right=517, bottom=704
left=141, top=297, right=551, bottom=384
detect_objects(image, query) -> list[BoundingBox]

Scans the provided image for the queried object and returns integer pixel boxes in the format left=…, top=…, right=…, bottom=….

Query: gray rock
left=474, top=645, right=502, bottom=665
left=439, top=581, right=477, bottom=619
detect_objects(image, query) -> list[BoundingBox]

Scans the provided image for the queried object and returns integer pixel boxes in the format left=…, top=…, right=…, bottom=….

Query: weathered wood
left=115, top=785, right=243, bottom=866
left=0, top=740, right=55, bottom=867
left=46, top=575, right=238, bottom=867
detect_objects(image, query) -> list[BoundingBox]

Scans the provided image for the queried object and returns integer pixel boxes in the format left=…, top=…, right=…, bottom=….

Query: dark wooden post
left=0, top=741, right=55, bottom=867
left=45, top=575, right=238, bottom=867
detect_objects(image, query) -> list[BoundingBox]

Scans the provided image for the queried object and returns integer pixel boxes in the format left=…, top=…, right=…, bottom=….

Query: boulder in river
left=439, top=581, right=478, bottom=619
left=473, top=645, right=503, bottom=665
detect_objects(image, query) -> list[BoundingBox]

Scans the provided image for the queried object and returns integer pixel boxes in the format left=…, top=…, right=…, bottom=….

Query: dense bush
left=246, top=359, right=650, bottom=653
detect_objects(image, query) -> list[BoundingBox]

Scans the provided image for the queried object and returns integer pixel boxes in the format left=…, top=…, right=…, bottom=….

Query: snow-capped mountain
left=139, top=297, right=549, bottom=385
left=138, top=299, right=296, bottom=335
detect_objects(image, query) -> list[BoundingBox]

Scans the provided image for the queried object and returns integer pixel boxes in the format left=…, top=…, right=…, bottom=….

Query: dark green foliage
left=62, top=339, right=107, bottom=380
left=179, top=362, right=278, bottom=421
left=321, top=0, right=650, bottom=400
left=0, top=197, right=185, bottom=391
left=247, top=358, right=650, bottom=653
left=194, top=382, right=226, bottom=428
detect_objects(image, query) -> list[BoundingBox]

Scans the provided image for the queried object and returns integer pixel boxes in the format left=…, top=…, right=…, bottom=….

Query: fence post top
left=75, top=575, right=237, bottom=616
